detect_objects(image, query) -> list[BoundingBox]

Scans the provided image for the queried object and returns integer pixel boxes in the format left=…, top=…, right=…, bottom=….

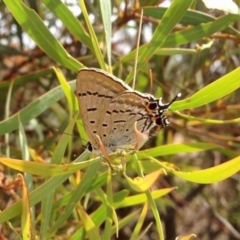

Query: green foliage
left=1, top=0, right=240, bottom=239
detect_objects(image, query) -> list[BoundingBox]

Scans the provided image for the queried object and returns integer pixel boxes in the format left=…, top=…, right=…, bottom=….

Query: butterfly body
left=76, top=68, right=177, bottom=155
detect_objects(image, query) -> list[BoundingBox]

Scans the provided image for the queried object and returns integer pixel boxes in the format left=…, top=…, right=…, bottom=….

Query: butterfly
left=76, top=68, right=180, bottom=156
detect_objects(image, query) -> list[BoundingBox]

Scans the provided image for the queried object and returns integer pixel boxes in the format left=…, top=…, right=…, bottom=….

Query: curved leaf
left=172, top=155, right=240, bottom=183
left=0, top=157, right=99, bottom=177
left=172, top=67, right=240, bottom=111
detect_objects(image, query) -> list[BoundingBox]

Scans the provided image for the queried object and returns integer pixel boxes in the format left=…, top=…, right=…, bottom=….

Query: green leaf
left=99, top=0, right=112, bottom=68
left=137, top=142, right=223, bottom=158
left=48, top=161, right=101, bottom=238
left=0, top=157, right=99, bottom=177
left=172, top=155, right=240, bottom=183
left=39, top=114, right=79, bottom=239
left=130, top=203, right=148, bottom=240
left=172, top=67, right=240, bottom=111
left=79, top=0, right=106, bottom=69
left=125, top=0, right=193, bottom=83
left=117, top=188, right=175, bottom=207
left=143, top=7, right=240, bottom=36
left=0, top=79, right=75, bottom=135
left=0, top=69, right=54, bottom=91
left=53, top=67, right=78, bottom=116
left=42, top=0, right=93, bottom=51
left=121, top=14, right=239, bottom=63
left=4, top=0, right=81, bottom=71
left=18, top=116, right=34, bottom=205
left=19, top=174, right=32, bottom=240
left=78, top=206, right=101, bottom=240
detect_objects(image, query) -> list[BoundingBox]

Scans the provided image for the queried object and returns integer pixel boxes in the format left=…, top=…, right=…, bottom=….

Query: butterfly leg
left=95, top=135, right=114, bottom=170
left=119, top=151, right=126, bottom=173
left=134, top=121, right=149, bottom=152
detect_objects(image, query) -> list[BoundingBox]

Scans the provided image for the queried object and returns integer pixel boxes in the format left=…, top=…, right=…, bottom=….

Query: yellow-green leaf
left=172, top=156, right=240, bottom=183
left=19, top=174, right=32, bottom=240
left=0, top=157, right=99, bottom=177
left=123, top=169, right=164, bottom=192
left=77, top=206, right=101, bottom=240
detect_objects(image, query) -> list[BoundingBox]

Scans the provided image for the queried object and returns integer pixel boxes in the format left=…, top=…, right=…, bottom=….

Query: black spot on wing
left=87, top=108, right=97, bottom=112
left=81, top=91, right=113, bottom=99
left=88, top=91, right=97, bottom=95
left=114, top=120, right=126, bottom=123
left=78, top=92, right=87, bottom=97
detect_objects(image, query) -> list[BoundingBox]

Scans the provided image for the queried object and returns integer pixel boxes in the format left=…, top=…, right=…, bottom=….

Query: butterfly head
left=146, top=92, right=181, bottom=116
left=147, top=93, right=181, bottom=133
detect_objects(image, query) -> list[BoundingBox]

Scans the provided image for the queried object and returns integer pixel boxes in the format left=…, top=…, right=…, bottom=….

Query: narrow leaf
left=4, top=0, right=81, bottom=71
left=172, top=155, right=240, bottom=183
left=19, top=174, right=32, bottom=240
left=172, top=67, right=240, bottom=111
left=77, top=206, right=101, bottom=240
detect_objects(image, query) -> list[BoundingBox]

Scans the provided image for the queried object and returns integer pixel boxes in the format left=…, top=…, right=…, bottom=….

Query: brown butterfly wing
left=76, top=68, right=131, bottom=153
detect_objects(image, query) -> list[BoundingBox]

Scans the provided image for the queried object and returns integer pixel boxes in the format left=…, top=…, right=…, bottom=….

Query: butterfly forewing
left=76, top=68, right=175, bottom=154
left=77, top=68, right=131, bottom=152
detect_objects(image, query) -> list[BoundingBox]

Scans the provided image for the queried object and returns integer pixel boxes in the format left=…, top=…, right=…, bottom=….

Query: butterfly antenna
left=167, top=93, right=181, bottom=107
left=149, top=69, right=153, bottom=94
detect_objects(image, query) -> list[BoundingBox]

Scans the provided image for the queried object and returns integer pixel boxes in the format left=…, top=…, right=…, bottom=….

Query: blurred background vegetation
left=0, top=0, right=240, bottom=239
